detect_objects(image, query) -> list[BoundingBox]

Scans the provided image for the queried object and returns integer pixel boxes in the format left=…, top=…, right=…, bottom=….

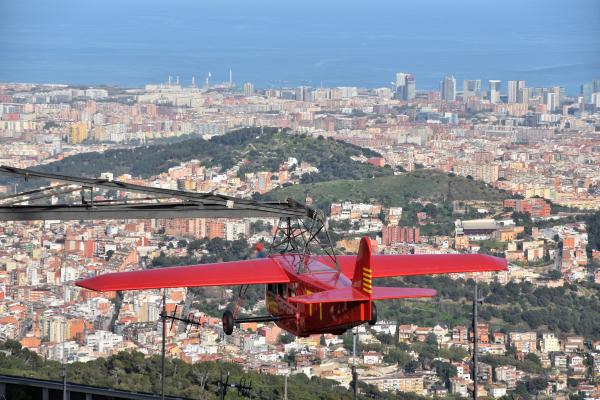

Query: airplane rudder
left=354, top=237, right=372, bottom=298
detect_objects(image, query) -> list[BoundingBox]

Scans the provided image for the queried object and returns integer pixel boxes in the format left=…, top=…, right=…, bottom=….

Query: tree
left=383, top=348, right=411, bottom=367
left=404, top=360, right=420, bottom=373
left=426, top=333, right=438, bottom=346
left=279, top=333, right=295, bottom=345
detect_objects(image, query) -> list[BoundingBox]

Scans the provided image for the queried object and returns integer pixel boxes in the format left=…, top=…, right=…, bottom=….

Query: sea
left=1, top=0, right=599, bottom=95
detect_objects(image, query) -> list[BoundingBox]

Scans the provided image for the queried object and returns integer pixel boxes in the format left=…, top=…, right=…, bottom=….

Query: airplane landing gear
left=222, top=310, right=234, bottom=335
left=222, top=311, right=293, bottom=335
left=368, top=303, right=377, bottom=326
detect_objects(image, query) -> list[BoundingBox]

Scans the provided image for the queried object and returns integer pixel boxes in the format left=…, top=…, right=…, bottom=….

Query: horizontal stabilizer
left=372, top=287, right=436, bottom=300
left=288, top=288, right=368, bottom=304
left=76, top=258, right=291, bottom=292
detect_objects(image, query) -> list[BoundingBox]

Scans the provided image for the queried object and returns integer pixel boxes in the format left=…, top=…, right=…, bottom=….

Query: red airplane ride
left=77, top=236, right=507, bottom=337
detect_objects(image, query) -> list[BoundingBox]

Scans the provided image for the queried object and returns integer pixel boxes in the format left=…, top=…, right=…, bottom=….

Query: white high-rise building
left=488, top=80, right=501, bottom=104
left=243, top=82, right=254, bottom=97
left=546, top=92, right=558, bottom=112
left=507, top=80, right=525, bottom=103
left=441, top=75, right=456, bottom=101
left=592, top=92, right=600, bottom=108
left=394, top=72, right=416, bottom=100
left=517, top=86, right=530, bottom=104
left=463, top=79, right=482, bottom=99
left=395, top=72, right=407, bottom=88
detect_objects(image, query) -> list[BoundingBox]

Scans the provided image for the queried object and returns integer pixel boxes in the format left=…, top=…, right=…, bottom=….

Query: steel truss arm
left=0, top=165, right=310, bottom=221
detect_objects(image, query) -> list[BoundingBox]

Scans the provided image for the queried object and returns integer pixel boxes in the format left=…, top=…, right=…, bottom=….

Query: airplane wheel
left=222, top=310, right=234, bottom=335
left=368, top=303, right=377, bottom=326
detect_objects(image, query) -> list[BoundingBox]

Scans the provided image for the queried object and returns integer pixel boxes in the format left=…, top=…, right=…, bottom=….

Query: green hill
left=22, top=127, right=393, bottom=183
left=262, top=170, right=512, bottom=235
left=263, top=170, right=511, bottom=212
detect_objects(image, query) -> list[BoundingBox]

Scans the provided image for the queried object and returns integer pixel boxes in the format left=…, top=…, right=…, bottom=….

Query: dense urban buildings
left=0, top=71, right=599, bottom=399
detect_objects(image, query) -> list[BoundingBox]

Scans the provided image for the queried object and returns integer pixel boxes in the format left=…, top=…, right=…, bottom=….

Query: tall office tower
left=517, top=86, right=530, bottom=104
left=581, top=82, right=592, bottom=103
left=592, top=93, right=600, bottom=108
left=552, top=86, right=562, bottom=105
left=534, top=87, right=545, bottom=98
left=463, top=79, right=482, bottom=99
left=441, top=75, right=456, bottom=101
left=546, top=92, right=558, bottom=112
left=507, top=81, right=518, bottom=103
left=295, top=86, right=310, bottom=101
left=395, top=72, right=407, bottom=88
left=508, top=80, right=526, bottom=103
left=394, top=72, right=416, bottom=100
left=488, top=80, right=501, bottom=104
left=405, top=74, right=416, bottom=100
left=243, top=82, right=254, bottom=97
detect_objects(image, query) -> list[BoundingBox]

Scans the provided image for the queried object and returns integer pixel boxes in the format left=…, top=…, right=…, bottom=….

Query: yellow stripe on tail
left=353, top=237, right=373, bottom=298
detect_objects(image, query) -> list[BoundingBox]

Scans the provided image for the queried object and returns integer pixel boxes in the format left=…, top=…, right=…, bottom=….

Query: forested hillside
left=21, top=127, right=392, bottom=183
left=263, top=170, right=511, bottom=212
left=0, top=340, right=426, bottom=400
left=379, top=277, right=600, bottom=340
left=585, top=211, right=600, bottom=260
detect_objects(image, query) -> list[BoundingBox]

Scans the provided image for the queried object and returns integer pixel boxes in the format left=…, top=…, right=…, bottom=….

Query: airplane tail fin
left=352, top=237, right=373, bottom=297
left=349, top=237, right=437, bottom=323
left=352, top=237, right=373, bottom=321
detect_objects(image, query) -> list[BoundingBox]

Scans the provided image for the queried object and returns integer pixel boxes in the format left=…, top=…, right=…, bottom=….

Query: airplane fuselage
left=264, top=254, right=371, bottom=337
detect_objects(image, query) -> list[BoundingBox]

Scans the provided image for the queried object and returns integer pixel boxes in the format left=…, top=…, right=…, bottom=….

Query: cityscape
left=0, top=68, right=599, bottom=400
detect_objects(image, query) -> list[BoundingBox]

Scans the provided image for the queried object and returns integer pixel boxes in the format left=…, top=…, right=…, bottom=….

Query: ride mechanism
left=0, top=166, right=507, bottom=398
left=1, top=166, right=507, bottom=398
left=0, top=165, right=507, bottom=337
left=77, top=199, right=508, bottom=337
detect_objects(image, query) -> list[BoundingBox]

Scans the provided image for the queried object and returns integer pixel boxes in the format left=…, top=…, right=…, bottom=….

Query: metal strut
left=269, top=202, right=339, bottom=274
left=233, top=315, right=294, bottom=324
left=232, top=284, right=249, bottom=319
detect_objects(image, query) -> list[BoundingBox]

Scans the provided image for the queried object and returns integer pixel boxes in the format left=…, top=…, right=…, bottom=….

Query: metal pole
left=352, top=327, right=358, bottom=400
left=473, top=281, right=478, bottom=400
left=284, top=374, right=288, bottom=400
left=62, top=285, right=67, bottom=400
left=161, top=290, right=166, bottom=400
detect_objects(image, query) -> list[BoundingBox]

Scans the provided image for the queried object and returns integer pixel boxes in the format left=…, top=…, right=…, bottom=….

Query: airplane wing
left=330, top=253, right=507, bottom=279
left=76, top=258, right=291, bottom=292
